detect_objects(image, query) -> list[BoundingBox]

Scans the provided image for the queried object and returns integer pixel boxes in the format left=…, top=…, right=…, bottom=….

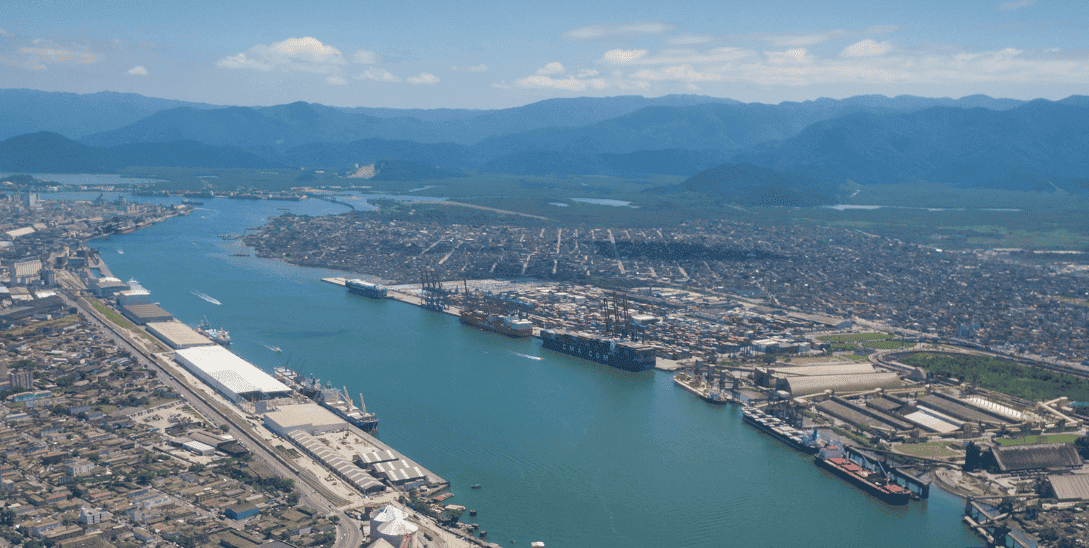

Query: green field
left=995, top=434, right=1080, bottom=446
left=818, top=333, right=888, bottom=342
left=899, top=352, right=1089, bottom=401
left=864, top=340, right=915, bottom=350
left=896, top=442, right=963, bottom=459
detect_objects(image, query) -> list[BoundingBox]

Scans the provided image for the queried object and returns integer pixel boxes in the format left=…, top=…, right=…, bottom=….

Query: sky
left=1, top=0, right=1088, bottom=109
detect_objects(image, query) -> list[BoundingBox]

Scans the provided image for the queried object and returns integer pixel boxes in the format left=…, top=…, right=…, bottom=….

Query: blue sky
left=1, top=0, right=1087, bottom=108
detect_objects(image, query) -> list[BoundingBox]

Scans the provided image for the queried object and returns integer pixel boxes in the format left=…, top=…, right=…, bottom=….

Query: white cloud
left=0, top=27, right=15, bottom=38
left=840, top=39, right=894, bottom=58
left=599, top=47, right=756, bottom=66
left=14, top=46, right=102, bottom=70
left=358, top=67, right=401, bottom=82
left=765, top=48, right=814, bottom=65
left=766, top=33, right=843, bottom=47
left=127, top=65, right=148, bottom=75
left=998, top=0, right=1035, bottom=11
left=629, top=64, right=722, bottom=82
left=514, top=75, right=591, bottom=91
left=562, top=20, right=676, bottom=41
left=353, top=50, right=381, bottom=64
left=536, top=62, right=566, bottom=75
left=326, top=75, right=347, bottom=85
left=667, top=35, right=716, bottom=46
left=217, top=37, right=345, bottom=74
left=452, top=63, right=489, bottom=72
left=602, top=49, right=648, bottom=64
left=406, top=72, right=440, bottom=85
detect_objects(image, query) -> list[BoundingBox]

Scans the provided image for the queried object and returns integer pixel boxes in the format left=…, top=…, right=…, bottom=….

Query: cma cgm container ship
left=346, top=279, right=388, bottom=299
left=540, top=329, right=656, bottom=371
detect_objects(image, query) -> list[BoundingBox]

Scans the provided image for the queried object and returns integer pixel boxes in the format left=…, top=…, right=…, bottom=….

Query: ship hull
left=459, top=314, right=532, bottom=338
left=673, top=377, right=731, bottom=404
left=814, top=457, right=911, bottom=505
left=540, top=332, right=655, bottom=372
left=741, top=411, right=819, bottom=454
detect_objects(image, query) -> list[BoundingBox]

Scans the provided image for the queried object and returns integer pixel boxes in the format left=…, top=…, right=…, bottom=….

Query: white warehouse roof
left=175, top=346, right=291, bottom=402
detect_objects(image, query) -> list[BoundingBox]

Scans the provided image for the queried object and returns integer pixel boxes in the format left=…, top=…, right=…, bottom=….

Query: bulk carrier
left=274, top=367, right=379, bottom=432
left=741, top=406, right=821, bottom=453
left=813, top=443, right=912, bottom=505
left=539, top=329, right=656, bottom=372
left=346, top=279, right=388, bottom=299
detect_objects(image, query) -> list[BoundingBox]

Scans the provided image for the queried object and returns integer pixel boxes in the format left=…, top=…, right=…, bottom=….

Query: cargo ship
left=813, top=444, right=911, bottom=505
left=346, top=278, right=388, bottom=299
left=195, top=318, right=231, bottom=346
left=274, top=368, right=379, bottom=432
left=741, top=406, right=820, bottom=453
left=673, top=374, right=731, bottom=404
left=539, top=329, right=656, bottom=372
left=460, top=310, right=533, bottom=337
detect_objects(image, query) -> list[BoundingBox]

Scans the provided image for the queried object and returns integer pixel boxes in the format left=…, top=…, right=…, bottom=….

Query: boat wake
left=261, top=343, right=282, bottom=353
left=191, top=290, right=222, bottom=305
left=511, top=352, right=543, bottom=361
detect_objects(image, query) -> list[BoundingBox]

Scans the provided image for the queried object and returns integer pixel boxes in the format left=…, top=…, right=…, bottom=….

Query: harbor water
left=64, top=191, right=978, bottom=547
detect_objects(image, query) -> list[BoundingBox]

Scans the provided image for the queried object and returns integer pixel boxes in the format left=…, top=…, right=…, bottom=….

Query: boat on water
left=741, top=406, right=821, bottom=453
left=345, top=278, right=388, bottom=299
left=471, top=484, right=482, bottom=490
left=539, top=329, right=656, bottom=372
left=813, top=443, right=912, bottom=505
left=195, top=318, right=231, bottom=346
left=461, top=310, right=534, bottom=337
left=274, top=367, right=379, bottom=432
left=673, top=374, right=731, bottom=404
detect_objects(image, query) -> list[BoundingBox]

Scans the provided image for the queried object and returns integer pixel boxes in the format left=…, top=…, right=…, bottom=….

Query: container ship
left=813, top=444, right=911, bottom=505
left=539, top=329, right=656, bottom=372
left=274, top=368, right=379, bottom=432
left=741, top=406, right=820, bottom=453
left=460, top=310, right=534, bottom=337
left=346, top=279, right=388, bottom=299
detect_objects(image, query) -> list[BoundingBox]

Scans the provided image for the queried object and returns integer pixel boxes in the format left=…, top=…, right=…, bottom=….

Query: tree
left=1074, top=435, right=1089, bottom=459
left=286, top=492, right=299, bottom=506
left=219, top=424, right=230, bottom=433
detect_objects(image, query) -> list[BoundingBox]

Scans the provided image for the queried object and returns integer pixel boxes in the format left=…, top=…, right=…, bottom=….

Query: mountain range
left=2, top=88, right=1088, bottom=205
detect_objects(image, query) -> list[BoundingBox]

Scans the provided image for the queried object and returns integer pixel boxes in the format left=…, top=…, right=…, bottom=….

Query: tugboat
left=195, top=318, right=231, bottom=346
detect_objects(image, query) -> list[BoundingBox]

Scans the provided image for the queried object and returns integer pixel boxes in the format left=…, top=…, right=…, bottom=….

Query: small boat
left=471, top=484, right=482, bottom=490
left=117, top=249, right=124, bottom=254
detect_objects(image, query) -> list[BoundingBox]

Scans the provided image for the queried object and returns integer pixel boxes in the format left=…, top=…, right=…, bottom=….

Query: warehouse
left=778, top=372, right=902, bottom=397
left=120, top=303, right=173, bottom=325
left=174, top=346, right=291, bottom=403
left=146, top=321, right=213, bottom=349
left=262, top=403, right=346, bottom=436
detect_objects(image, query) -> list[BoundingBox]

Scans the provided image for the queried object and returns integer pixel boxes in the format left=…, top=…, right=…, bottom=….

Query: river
left=51, top=190, right=978, bottom=547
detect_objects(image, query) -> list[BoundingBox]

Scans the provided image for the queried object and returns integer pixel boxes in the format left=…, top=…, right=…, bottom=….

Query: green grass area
left=995, top=434, right=1081, bottom=446
left=85, top=297, right=166, bottom=350
left=899, top=352, right=1089, bottom=401
left=818, top=333, right=888, bottom=342
left=864, top=340, right=915, bottom=350
left=896, top=442, right=963, bottom=459
left=838, top=354, right=870, bottom=362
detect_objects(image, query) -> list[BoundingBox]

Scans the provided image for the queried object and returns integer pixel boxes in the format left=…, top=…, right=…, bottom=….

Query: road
left=56, top=273, right=362, bottom=548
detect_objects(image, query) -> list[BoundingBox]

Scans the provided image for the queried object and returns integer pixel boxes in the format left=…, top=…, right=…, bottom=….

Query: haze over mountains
left=2, top=88, right=1088, bottom=205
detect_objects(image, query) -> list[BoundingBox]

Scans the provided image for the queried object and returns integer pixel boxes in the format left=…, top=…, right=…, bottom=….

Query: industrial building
left=146, top=321, right=213, bottom=349
left=777, top=371, right=902, bottom=397
left=262, top=403, right=346, bottom=437
left=174, top=346, right=291, bottom=404
left=119, top=303, right=173, bottom=325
